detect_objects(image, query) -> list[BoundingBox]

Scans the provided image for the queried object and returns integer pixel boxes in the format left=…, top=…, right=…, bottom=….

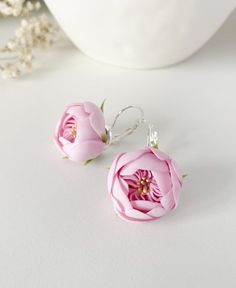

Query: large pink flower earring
left=54, top=101, right=144, bottom=163
left=108, top=124, right=183, bottom=222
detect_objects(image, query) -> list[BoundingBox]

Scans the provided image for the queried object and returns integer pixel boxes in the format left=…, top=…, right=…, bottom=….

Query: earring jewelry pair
left=54, top=101, right=183, bottom=222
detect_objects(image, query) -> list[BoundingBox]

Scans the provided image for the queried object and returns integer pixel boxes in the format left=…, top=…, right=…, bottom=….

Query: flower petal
left=66, top=103, right=88, bottom=118
left=168, top=160, right=182, bottom=207
left=130, top=200, right=159, bottom=213
left=150, top=148, right=171, bottom=161
left=125, top=209, right=154, bottom=221
left=54, top=112, right=70, bottom=150
left=147, top=206, right=166, bottom=218
left=62, top=140, right=105, bottom=162
left=152, top=170, right=172, bottom=195
left=120, top=152, right=169, bottom=175
left=160, top=190, right=175, bottom=210
left=77, top=117, right=100, bottom=141
left=114, top=209, right=155, bottom=222
left=84, top=101, right=106, bottom=137
left=171, top=159, right=183, bottom=184
left=111, top=177, right=132, bottom=212
left=113, top=148, right=148, bottom=174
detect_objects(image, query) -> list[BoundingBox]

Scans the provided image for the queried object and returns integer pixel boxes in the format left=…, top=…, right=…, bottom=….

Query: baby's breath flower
left=0, top=63, right=21, bottom=79
left=0, top=0, right=42, bottom=17
left=0, top=1, right=59, bottom=79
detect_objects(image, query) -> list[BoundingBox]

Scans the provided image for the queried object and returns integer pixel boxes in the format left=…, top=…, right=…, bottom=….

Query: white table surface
left=0, top=9, right=236, bottom=288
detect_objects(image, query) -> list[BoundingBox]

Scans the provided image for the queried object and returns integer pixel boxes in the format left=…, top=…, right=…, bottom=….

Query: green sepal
left=101, top=132, right=108, bottom=144
left=84, top=159, right=93, bottom=165
left=152, top=144, right=159, bottom=149
left=100, top=99, right=106, bottom=113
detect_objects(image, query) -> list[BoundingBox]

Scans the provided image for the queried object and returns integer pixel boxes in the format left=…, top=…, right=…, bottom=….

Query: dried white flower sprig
left=0, top=0, right=41, bottom=17
left=0, top=1, right=59, bottom=79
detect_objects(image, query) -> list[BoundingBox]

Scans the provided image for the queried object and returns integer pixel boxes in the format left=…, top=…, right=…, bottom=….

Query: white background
left=0, top=9, right=236, bottom=288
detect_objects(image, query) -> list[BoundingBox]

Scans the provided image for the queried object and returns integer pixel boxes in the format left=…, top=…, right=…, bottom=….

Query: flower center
left=62, top=117, right=77, bottom=143
left=137, top=176, right=151, bottom=195
left=123, top=169, right=161, bottom=203
left=70, top=123, right=77, bottom=139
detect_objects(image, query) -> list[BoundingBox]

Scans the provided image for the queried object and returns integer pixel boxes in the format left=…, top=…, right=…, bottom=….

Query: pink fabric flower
left=108, top=147, right=182, bottom=222
left=54, top=101, right=106, bottom=162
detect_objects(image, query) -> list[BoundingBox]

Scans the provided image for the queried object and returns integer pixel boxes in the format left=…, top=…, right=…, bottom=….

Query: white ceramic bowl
left=45, top=0, right=236, bottom=69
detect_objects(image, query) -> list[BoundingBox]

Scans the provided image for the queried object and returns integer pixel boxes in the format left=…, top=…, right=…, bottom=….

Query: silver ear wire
left=147, top=123, right=159, bottom=149
left=106, top=106, right=145, bottom=145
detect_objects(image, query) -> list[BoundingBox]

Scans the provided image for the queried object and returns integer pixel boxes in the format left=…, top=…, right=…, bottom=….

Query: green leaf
left=100, top=99, right=106, bottom=113
left=84, top=159, right=93, bottom=165
left=182, top=174, right=188, bottom=178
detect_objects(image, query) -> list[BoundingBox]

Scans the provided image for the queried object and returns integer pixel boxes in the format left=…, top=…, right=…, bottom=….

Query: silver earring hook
left=147, top=123, right=159, bottom=149
left=106, top=106, right=145, bottom=145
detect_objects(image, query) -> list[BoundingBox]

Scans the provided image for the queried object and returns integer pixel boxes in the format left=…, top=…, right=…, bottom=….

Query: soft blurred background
left=1, top=0, right=236, bottom=79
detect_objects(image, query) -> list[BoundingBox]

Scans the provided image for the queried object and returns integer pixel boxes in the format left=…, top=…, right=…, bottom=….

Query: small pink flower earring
left=54, top=101, right=144, bottom=163
left=108, top=124, right=183, bottom=222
